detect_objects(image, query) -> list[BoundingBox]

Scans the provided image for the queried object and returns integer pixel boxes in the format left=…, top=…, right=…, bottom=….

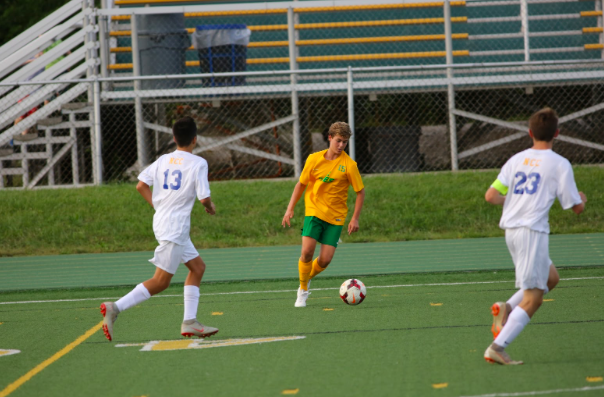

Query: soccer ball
left=339, top=278, right=366, bottom=305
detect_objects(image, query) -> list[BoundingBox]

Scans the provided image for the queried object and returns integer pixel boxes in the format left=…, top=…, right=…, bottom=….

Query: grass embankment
left=0, top=167, right=602, bottom=257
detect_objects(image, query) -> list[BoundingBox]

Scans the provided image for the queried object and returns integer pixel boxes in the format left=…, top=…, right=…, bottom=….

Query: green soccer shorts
left=301, top=216, right=343, bottom=247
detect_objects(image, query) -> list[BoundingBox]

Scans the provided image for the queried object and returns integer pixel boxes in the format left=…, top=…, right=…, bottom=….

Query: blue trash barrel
left=192, top=24, right=251, bottom=87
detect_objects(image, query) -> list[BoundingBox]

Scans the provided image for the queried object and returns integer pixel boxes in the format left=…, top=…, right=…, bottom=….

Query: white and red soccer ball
left=339, top=278, right=366, bottom=305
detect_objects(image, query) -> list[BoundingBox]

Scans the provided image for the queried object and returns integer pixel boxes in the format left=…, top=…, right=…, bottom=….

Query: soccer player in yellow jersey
left=282, top=122, right=365, bottom=307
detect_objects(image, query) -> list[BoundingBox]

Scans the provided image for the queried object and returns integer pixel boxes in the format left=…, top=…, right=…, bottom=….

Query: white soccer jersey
left=496, top=148, right=582, bottom=233
left=138, top=150, right=211, bottom=245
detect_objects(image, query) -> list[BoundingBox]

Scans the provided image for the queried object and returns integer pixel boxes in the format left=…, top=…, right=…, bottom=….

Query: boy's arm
left=136, top=181, right=154, bottom=208
left=282, top=182, right=307, bottom=227
left=572, top=192, right=587, bottom=215
left=485, top=178, right=508, bottom=206
left=200, top=196, right=216, bottom=215
left=485, top=187, right=506, bottom=206
left=348, top=188, right=365, bottom=235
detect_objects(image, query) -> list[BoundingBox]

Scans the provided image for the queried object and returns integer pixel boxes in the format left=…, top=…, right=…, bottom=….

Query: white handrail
left=0, top=63, right=88, bottom=132
left=0, top=31, right=86, bottom=97
left=0, top=0, right=83, bottom=61
left=0, top=47, right=88, bottom=114
left=0, top=12, right=86, bottom=81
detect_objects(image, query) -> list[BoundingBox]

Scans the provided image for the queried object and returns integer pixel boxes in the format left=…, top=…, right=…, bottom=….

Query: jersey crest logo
left=321, top=173, right=335, bottom=183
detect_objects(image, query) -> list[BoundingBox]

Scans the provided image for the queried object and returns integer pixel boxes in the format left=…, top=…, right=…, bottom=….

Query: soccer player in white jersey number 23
left=483, top=108, right=587, bottom=365
left=100, top=117, right=219, bottom=341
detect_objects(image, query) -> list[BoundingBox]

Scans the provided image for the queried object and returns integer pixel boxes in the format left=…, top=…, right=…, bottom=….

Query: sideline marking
left=115, top=336, right=305, bottom=351
left=430, top=303, right=443, bottom=306
left=458, top=384, right=604, bottom=397
left=433, top=383, right=448, bottom=389
left=282, top=389, right=299, bottom=395
left=0, top=321, right=103, bottom=397
left=586, top=377, right=603, bottom=382
left=0, top=350, right=20, bottom=357
left=1, top=277, right=603, bottom=306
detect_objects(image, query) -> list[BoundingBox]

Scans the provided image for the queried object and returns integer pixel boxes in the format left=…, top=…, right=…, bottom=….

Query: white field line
left=458, top=384, right=604, bottom=397
left=1, top=277, right=603, bottom=306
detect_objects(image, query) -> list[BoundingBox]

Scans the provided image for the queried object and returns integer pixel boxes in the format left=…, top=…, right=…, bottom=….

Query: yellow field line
left=109, top=17, right=468, bottom=36
left=581, top=11, right=603, bottom=17
left=585, top=43, right=604, bottom=50
left=583, top=27, right=604, bottom=33
left=0, top=321, right=103, bottom=397
left=109, top=33, right=469, bottom=52
left=110, top=1, right=466, bottom=19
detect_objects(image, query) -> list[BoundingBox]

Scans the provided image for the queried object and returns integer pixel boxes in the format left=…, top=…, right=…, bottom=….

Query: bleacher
left=105, top=0, right=604, bottom=75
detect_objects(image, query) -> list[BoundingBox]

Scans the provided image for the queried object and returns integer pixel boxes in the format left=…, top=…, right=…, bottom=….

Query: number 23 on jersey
left=513, top=171, right=541, bottom=195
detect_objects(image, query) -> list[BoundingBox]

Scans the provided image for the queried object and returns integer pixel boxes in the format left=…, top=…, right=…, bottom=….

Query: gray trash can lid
left=196, top=24, right=247, bottom=30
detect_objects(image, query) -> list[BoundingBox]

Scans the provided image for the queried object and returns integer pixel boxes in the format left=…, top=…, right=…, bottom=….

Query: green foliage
left=0, top=167, right=601, bottom=257
left=0, top=0, right=70, bottom=46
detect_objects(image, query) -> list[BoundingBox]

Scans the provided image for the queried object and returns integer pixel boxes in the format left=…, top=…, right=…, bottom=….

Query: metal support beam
left=520, top=0, right=530, bottom=61
left=288, top=6, right=301, bottom=177
left=444, top=0, right=459, bottom=170
left=145, top=122, right=295, bottom=165
left=27, top=138, right=75, bottom=189
left=93, top=79, right=103, bottom=184
left=347, top=66, right=356, bottom=161
left=131, top=13, right=148, bottom=169
left=191, top=115, right=297, bottom=152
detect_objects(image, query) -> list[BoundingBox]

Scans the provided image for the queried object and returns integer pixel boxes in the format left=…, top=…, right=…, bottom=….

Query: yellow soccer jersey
left=299, top=150, right=364, bottom=226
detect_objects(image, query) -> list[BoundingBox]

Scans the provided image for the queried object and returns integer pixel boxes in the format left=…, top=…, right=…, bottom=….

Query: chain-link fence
left=2, top=0, right=604, bottom=189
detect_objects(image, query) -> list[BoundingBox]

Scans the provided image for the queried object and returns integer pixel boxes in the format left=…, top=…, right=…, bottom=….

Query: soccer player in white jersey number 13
left=482, top=108, right=587, bottom=365
left=100, top=117, right=220, bottom=341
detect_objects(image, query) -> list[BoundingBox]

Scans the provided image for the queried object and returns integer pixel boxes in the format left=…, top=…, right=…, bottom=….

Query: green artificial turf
left=1, top=267, right=603, bottom=397
left=1, top=167, right=602, bottom=257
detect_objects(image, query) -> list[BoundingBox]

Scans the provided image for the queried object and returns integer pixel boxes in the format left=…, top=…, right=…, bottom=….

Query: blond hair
left=328, top=121, right=352, bottom=139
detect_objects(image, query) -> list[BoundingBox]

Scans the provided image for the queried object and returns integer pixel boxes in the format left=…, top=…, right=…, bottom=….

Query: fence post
left=347, top=66, right=356, bottom=161
left=93, top=79, right=103, bottom=185
left=520, top=0, right=530, bottom=61
left=287, top=6, right=301, bottom=177
left=444, top=0, right=459, bottom=171
left=130, top=13, right=149, bottom=169
left=98, top=13, right=110, bottom=90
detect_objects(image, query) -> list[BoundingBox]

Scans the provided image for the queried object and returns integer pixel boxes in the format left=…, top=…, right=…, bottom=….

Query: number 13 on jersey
left=163, top=169, right=182, bottom=190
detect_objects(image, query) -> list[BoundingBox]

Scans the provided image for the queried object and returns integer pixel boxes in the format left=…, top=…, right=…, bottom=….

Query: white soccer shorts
left=505, top=227, right=552, bottom=290
left=149, top=239, right=200, bottom=275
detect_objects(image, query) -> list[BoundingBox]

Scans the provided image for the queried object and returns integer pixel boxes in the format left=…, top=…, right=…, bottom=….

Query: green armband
left=491, top=179, right=508, bottom=195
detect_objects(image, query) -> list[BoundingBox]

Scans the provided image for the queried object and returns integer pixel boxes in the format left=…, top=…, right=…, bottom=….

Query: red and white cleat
left=484, top=345, right=523, bottom=365
left=100, top=302, right=119, bottom=341
left=181, top=319, right=219, bottom=338
left=491, top=301, right=508, bottom=339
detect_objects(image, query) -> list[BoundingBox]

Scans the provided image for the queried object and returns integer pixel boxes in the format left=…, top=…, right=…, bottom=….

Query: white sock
left=183, top=285, right=200, bottom=321
left=507, top=286, right=549, bottom=310
left=494, top=307, right=530, bottom=348
left=115, top=283, right=151, bottom=312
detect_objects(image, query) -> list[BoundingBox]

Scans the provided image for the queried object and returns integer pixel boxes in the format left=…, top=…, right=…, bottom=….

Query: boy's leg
left=101, top=241, right=181, bottom=341
left=486, top=288, right=543, bottom=365
left=486, top=228, right=549, bottom=364
left=309, top=244, right=337, bottom=279
left=183, top=256, right=205, bottom=321
left=299, top=236, right=318, bottom=291
left=492, top=263, right=559, bottom=337
left=309, top=219, right=342, bottom=279
left=180, top=252, right=218, bottom=338
left=295, top=237, right=316, bottom=307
